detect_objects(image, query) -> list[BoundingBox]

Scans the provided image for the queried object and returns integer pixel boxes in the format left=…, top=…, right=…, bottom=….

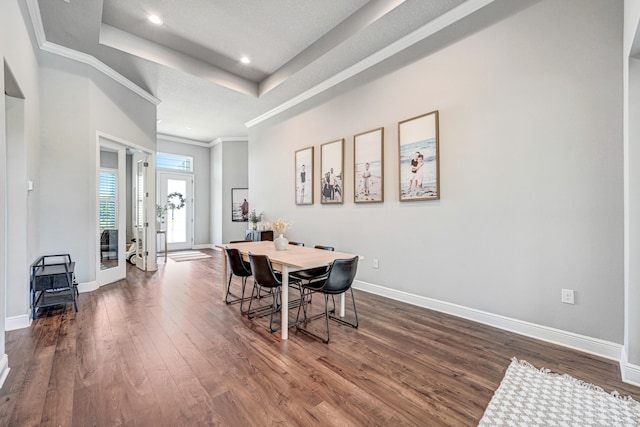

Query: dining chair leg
left=328, top=288, right=359, bottom=329
left=295, top=292, right=331, bottom=343
left=268, top=287, right=282, bottom=333
left=227, top=274, right=252, bottom=305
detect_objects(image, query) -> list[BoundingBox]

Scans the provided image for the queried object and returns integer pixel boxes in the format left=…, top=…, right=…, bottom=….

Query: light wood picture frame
left=295, top=146, right=314, bottom=205
left=320, top=139, right=344, bottom=204
left=354, top=127, right=384, bottom=203
left=398, top=110, right=440, bottom=201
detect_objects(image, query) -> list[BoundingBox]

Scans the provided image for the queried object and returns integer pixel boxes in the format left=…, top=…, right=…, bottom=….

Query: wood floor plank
left=2, top=249, right=640, bottom=425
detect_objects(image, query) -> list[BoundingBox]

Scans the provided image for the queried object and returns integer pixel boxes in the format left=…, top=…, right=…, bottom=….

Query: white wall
left=249, top=0, right=623, bottom=343
left=39, top=52, right=156, bottom=285
left=156, top=138, right=211, bottom=246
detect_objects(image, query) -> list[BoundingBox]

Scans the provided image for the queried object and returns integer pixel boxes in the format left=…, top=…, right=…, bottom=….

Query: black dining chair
left=295, top=256, right=359, bottom=343
left=290, top=245, right=334, bottom=283
left=247, top=253, right=303, bottom=333
left=224, top=247, right=253, bottom=311
left=288, top=241, right=304, bottom=246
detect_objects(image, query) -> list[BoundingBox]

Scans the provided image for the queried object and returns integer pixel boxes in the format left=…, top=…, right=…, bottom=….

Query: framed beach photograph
left=354, top=127, right=384, bottom=203
left=398, top=110, right=440, bottom=201
left=231, top=188, right=249, bottom=221
left=320, top=139, right=344, bottom=204
left=295, top=146, right=314, bottom=205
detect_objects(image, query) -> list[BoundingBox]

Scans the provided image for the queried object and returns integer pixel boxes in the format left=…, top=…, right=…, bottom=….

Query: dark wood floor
left=1, top=249, right=639, bottom=426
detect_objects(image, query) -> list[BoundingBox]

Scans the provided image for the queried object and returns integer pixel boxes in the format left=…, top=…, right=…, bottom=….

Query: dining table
left=216, top=240, right=360, bottom=339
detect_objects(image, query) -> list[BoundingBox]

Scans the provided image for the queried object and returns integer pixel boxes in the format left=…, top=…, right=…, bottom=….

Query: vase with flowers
left=270, top=218, right=292, bottom=250
left=248, top=209, right=263, bottom=231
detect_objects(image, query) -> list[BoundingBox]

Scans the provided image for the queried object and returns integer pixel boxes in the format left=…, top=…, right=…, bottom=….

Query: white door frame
left=157, top=171, right=194, bottom=251
left=96, top=132, right=156, bottom=287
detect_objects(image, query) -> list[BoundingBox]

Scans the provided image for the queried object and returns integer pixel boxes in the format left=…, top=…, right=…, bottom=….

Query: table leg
left=339, top=293, right=346, bottom=317
left=281, top=265, right=289, bottom=339
left=221, top=251, right=228, bottom=302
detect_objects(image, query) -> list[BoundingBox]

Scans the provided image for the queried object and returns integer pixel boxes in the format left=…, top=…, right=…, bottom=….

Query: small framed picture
left=295, top=146, right=314, bottom=205
left=231, top=188, right=249, bottom=221
left=398, top=110, right=440, bottom=201
left=354, top=127, right=384, bottom=203
left=320, top=139, right=344, bottom=204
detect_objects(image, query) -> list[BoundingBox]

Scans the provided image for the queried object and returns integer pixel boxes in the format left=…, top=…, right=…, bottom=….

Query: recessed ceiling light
left=157, top=119, right=162, bottom=123
left=186, top=127, right=192, bottom=130
left=240, top=56, right=250, bottom=64
left=148, top=15, right=163, bottom=25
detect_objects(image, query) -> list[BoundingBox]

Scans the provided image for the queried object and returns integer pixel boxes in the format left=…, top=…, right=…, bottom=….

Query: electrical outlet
left=561, top=289, right=575, bottom=305
left=373, top=258, right=379, bottom=269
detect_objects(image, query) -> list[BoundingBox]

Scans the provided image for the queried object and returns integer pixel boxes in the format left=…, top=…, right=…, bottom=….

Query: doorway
left=98, top=137, right=153, bottom=286
left=157, top=172, right=193, bottom=251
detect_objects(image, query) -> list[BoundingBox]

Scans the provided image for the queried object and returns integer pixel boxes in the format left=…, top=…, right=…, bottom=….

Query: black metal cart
left=30, top=254, right=78, bottom=319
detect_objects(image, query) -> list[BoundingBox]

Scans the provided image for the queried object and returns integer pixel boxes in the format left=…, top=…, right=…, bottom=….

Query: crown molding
left=246, top=0, right=494, bottom=128
left=157, top=134, right=247, bottom=148
left=25, top=0, right=161, bottom=106
left=209, top=136, right=248, bottom=146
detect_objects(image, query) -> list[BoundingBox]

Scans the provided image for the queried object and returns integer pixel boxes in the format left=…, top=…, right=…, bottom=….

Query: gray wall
left=0, top=0, right=42, bottom=363
left=156, top=138, right=211, bottom=246
left=211, top=140, right=249, bottom=245
left=625, top=0, right=640, bottom=366
left=249, top=0, right=624, bottom=343
left=212, top=143, right=223, bottom=244
left=222, top=141, right=249, bottom=243
left=39, top=52, right=156, bottom=284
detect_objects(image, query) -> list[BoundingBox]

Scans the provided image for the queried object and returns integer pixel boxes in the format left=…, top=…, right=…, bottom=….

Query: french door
left=133, top=152, right=149, bottom=271
left=158, top=172, right=193, bottom=251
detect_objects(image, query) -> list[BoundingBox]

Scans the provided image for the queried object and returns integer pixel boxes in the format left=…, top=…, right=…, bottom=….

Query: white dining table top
left=217, top=240, right=359, bottom=270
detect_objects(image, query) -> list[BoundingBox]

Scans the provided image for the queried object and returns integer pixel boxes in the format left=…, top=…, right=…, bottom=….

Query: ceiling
left=32, top=0, right=535, bottom=144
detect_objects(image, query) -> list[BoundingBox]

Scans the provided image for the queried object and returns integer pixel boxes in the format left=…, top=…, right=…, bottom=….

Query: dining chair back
left=247, top=253, right=304, bottom=333
left=224, top=247, right=253, bottom=310
left=295, top=256, right=359, bottom=343
left=290, top=245, right=334, bottom=282
left=288, top=241, right=304, bottom=246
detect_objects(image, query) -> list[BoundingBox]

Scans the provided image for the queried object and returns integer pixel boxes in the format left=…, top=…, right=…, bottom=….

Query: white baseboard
left=77, top=280, right=98, bottom=293
left=0, top=354, right=9, bottom=389
left=5, top=313, right=31, bottom=331
left=620, top=352, right=640, bottom=387
left=193, top=243, right=215, bottom=250
left=353, top=280, right=623, bottom=362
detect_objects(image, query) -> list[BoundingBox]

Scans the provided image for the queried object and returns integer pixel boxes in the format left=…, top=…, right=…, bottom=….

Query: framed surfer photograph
left=398, top=110, right=440, bottom=201
left=295, top=146, right=314, bottom=205
left=231, top=188, right=249, bottom=221
left=354, top=127, right=384, bottom=203
left=320, top=139, right=344, bottom=204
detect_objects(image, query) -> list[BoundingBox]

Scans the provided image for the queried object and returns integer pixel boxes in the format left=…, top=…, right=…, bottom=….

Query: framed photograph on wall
left=295, top=146, right=314, bottom=205
left=354, top=127, right=384, bottom=203
left=231, top=188, right=249, bottom=221
left=320, top=139, right=344, bottom=204
left=398, top=110, right=440, bottom=201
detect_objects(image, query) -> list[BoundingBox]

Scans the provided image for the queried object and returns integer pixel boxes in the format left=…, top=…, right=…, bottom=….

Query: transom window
left=156, top=152, right=193, bottom=172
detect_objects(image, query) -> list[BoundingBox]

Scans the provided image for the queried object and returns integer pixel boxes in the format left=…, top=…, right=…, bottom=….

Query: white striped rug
left=166, top=251, right=212, bottom=262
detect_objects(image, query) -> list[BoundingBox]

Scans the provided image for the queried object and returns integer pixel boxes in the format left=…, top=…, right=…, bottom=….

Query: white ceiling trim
left=25, top=0, right=161, bottom=106
left=100, top=24, right=257, bottom=97
left=246, top=0, right=495, bottom=128
left=258, top=0, right=407, bottom=97
left=157, top=133, right=247, bottom=148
